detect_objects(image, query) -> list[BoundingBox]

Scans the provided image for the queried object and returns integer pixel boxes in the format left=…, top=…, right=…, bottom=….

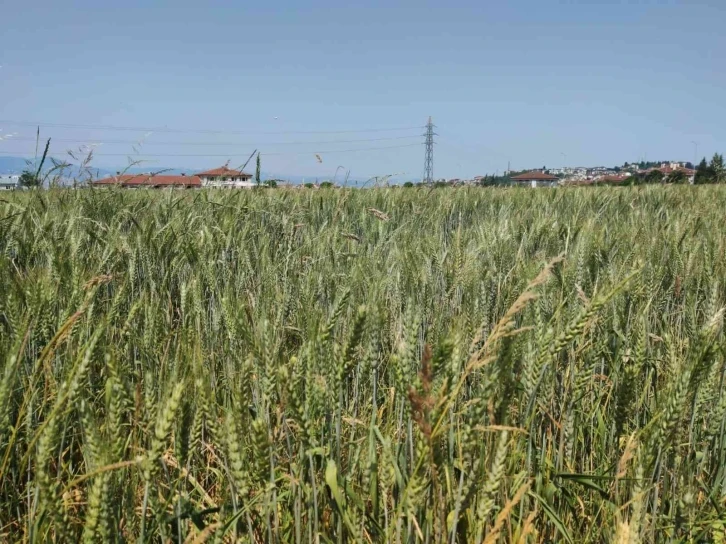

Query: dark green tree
left=626, top=173, right=643, bottom=185
left=644, top=170, right=664, bottom=184
left=694, top=157, right=714, bottom=185
left=19, top=170, right=41, bottom=188
left=667, top=170, right=688, bottom=184
left=711, top=153, right=724, bottom=183
left=20, top=136, right=51, bottom=188
left=255, top=153, right=261, bottom=187
left=478, top=176, right=496, bottom=187
left=403, top=181, right=414, bottom=188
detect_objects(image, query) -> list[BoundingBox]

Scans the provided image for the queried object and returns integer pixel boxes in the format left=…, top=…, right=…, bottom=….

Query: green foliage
left=480, top=172, right=519, bottom=186
left=20, top=137, right=52, bottom=188
left=255, top=153, right=261, bottom=186
left=477, top=175, right=502, bottom=187
left=695, top=157, right=715, bottom=184
left=667, top=170, right=688, bottom=184
left=638, top=160, right=668, bottom=169
left=645, top=169, right=664, bottom=184
left=319, top=181, right=334, bottom=188
left=711, top=153, right=725, bottom=184
left=0, top=186, right=725, bottom=541
left=19, top=170, right=40, bottom=188
left=402, top=181, right=414, bottom=188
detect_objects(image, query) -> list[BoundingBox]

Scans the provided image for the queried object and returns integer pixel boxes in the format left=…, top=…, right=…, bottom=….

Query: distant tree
left=627, top=173, right=644, bottom=185
left=478, top=176, right=496, bottom=187
left=19, top=170, right=41, bottom=188
left=695, top=157, right=714, bottom=184
left=668, top=170, right=688, bottom=184
left=403, top=181, right=414, bottom=188
left=304, top=183, right=315, bottom=188
left=644, top=170, right=664, bottom=184
left=623, top=162, right=630, bottom=168
left=19, top=137, right=51, bottom=188
left=685, top=161, right=694, bottom=170
left=263, top=179, right=277, bottom=188
left=711, top=153, right=725, bottom=183
left=255, top=153, right=261, bottom=187
left=319, top=181, right=334, bottom=188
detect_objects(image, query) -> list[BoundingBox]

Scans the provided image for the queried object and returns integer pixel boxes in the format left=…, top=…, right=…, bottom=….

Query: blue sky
left=1, top=0, right=724, bottom=179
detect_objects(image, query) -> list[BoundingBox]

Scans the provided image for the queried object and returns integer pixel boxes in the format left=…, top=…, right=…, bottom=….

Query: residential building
left=195, top=166, right=254, bottom=188
left=92, top=165, right=253, bottom=189
left=0, top=175, right=20, bottom=190
left=597, top=174, right=632, bottom=184
left=509, top=171, right=559, bottom=187
left=659, top=165, right=696, bottom=183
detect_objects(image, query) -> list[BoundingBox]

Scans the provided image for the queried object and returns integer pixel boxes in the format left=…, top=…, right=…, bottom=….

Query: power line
left=1, top=134, right=421, bottom=146
left=0, top=142, right=422, bottom=158
left=0, top=120, right=424, bottom=136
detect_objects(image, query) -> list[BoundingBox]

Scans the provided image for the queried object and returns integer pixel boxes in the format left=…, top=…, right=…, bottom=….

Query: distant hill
left=0, top=156, right=33, bottom=175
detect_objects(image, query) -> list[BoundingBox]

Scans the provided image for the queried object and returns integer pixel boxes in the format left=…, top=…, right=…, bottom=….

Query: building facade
left=0, top=175, right=20, bottom=190
left=196, top=167, right=254, bottom=188
left=92, top=166, right=253, bottom=189
left=509, top=171, right=559, bottom=188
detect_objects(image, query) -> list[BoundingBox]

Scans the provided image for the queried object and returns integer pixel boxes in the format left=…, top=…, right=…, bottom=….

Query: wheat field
left=1, top=186, right=725, bottom=542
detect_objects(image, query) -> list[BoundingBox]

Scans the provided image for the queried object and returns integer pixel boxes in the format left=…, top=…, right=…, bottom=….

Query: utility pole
left=692, top=141, right=698, bottom=167
left=423, top=117, right=436, bottom=184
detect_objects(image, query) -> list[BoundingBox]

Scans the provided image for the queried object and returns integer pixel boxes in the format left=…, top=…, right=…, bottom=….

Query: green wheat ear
left=144, top=381, right=184, bottom=481
left=1, top=185, right=725, bottom=541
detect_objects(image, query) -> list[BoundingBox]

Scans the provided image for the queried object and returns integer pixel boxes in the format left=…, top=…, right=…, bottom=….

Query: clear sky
left=1, top=0, right=724, bottom=180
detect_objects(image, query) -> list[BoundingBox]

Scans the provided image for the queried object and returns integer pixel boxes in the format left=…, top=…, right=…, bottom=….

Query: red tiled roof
left=195, top=166, right=251, bottom=178
left=510, top=171, right=559, bottom=181
left=93, top=174, right=201, bottom=187
left=660, top=167, right=695, bottom=175
left=599, top=175, right=630, bottom=183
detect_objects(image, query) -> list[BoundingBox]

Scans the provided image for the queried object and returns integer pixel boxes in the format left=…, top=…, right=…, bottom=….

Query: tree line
left=694, top=154, right=725, bottom=184
left=473, top=155, right=725, bottom=187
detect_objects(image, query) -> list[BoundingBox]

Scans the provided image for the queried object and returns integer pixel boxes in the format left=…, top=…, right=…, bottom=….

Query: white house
left=196, top=166, right=254, bottom=188
left=0, top=175, right=20, bottom=190
left=93, top=165, right=255, bottom=189
left=509, top=171, right=559, bottom=188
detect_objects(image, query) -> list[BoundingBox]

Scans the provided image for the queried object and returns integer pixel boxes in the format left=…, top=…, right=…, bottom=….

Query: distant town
left=1, top=155, right=724, bottom=190
left=446, top=160, right=699, bottom=188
